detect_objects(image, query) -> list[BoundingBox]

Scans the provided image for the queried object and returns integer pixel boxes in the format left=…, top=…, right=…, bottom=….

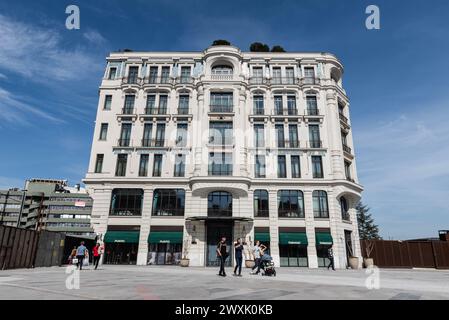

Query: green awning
left=104, top=231, right=140, bottom=244
left=255, top=232, right=270, bottom=243
left=148, top=231, right=183, bottom=244
left=279, top=232, right=308, bottom=245
left=316, top=232, right=333, bottom=245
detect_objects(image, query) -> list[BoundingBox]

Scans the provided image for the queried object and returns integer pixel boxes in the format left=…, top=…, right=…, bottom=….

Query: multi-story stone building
left=0, top=179, right=94, bottom=236
left=84, top=44, right=363, bottom=268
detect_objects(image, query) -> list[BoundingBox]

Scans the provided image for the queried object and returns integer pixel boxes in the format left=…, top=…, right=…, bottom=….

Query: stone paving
left=1, top=265, right=449, bottom=300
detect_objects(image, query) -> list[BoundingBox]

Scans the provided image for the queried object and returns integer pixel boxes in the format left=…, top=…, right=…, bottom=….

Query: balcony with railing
left=208, top=164, right=233, bottom=176
left=307, top=140, right=323, bottom=149
left=122, top=77, right=143, bottom=85
left=144, top=107, right=168, bottom=115
left=342, top=144, right=352, bottom=155
left=177, top=107, right=190, bottom=115
left=175, top=77, right=194, bottom=85
left=117, top=139, right=132, bottom=148
left=141, top=139, right=165, bottom=148
left=121, top=108, right=135, bottom=115
left=306, top=108, right=320, bottom=116
left=273, top=108, right=299, bottom=116
left=339, top=112, right=350, bottom=127
left=143, top=76, right=172, bottom=85
left=270, top=77, right=298, bottom=85
left=342, top=211, right=351, bottom=221
left=209, top=74, right=235, bottom=81
left=209, top=105, right=234, bottom=113
left=254, top=209, right=269, bottom=218
left=249, top=77, right=269, bottom=85
left=277, top=140, right=300, bottom=149
left=300, top=77, right=320, bottom=85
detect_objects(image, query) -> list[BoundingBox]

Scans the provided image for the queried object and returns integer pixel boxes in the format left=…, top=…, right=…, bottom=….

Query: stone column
left=90, top=186, right=112, bottom=266
left=325, top=89, right=344, bottom=180
left=268, top=189, right=280, bottom=267
left=304, top=190, right=318, bottom=268
left=328, top=190, right=342, bottom=269
left=136, top=188, right=153, bottom=265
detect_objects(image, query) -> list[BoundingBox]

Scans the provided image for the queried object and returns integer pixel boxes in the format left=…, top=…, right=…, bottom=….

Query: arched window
left=278, top=190, right=304, bottom=218
left=211, top=65, right=233, bottom=75
left=340, top=197, right=349, bottom=221
left=208, top=191, right=232, bottom=217
left=313, top=191, right=329, bottom=218
left=254, top=190, right=269, bottom=217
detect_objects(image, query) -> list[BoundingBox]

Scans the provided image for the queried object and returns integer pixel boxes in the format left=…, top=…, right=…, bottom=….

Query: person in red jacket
left=92, top=243, right=102, bottom=270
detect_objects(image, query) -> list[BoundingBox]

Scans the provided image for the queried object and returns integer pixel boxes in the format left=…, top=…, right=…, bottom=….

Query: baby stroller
left=259, top=253, right=276, bottom=277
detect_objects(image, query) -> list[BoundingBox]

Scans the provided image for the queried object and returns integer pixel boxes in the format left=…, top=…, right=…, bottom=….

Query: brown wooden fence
left=0, top=225, right=65, bottom=270
left=361, top=239, right=449, bottom=269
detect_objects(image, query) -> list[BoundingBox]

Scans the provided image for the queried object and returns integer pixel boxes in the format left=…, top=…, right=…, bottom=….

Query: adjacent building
left=84, top=44, right=363, bottom=268
left=0, top=179, right=94, bottom=237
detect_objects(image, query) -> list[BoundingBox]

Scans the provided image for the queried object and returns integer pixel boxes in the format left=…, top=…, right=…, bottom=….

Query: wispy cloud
left=83, top=29, right=107, bottom=45
left=0, top=14, right=102, bottom=82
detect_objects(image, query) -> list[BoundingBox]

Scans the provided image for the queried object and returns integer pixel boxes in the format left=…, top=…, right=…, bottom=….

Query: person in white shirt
left=251, top=240, right=266, bottom=274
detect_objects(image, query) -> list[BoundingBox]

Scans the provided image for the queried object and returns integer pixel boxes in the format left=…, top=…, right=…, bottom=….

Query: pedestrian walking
left=327, top=245, right=335, bottom=271
left=68, top=246, right=77, bottom=265
left=233, top=238, right=243, bottom=276
left=92, top=243, right=102, bottom=270
left=76, top=241, right=87, bottom=270
left=251, top=240, right=266, bottom=274
left=216, top=237, right=228, bottom=277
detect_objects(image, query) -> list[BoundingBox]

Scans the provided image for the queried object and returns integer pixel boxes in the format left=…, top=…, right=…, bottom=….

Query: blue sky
left=0, top=0, right=448, bottom=239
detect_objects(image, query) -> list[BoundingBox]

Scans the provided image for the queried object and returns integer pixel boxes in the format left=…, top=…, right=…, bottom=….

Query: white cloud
left=0, top=14, right=102, bottom=82
left=83, top=29, right=107, bottom=45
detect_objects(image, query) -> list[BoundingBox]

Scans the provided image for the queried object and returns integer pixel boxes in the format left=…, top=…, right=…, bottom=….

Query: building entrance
left=206, top=222, right=233, bottom=267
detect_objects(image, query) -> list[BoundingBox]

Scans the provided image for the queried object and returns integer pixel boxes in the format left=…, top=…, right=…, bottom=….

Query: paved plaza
left=1, top=265, right=449, bottom=300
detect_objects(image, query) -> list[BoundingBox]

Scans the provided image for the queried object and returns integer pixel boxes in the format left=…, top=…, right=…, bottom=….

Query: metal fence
left=0, top=225, right=65, bottom=270
left=361, top=239, right=449, bottom=269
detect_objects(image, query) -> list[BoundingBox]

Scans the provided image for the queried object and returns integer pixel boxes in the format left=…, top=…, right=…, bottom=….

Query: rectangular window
left=254, top=124, right=265, bottom=148
left=108, top=67, right=117, bottom=80
left=345, top=161, right=352, bottom=181
left=180, top=66, right=191, bottom=83
left=254, top=190, right=269, bottom=217
left=94, top=154, right=104, bottom=173
left=304, top=67, right=315, bottom=78
left=253, top=95, right=264, bottom=115
left=272, top=67, right=281, bottom=84
left=209, top=122, right=233, bottom=146
left=158, top=95, right=168, bottom=114
left=286, top=67, right=295, bottom=83
left=178, top=95, right=189, bottom=114
left=208, top=152, right=232, bottom=176
left=119, top=123, right=132, bottom=146
left=174, top=154, right=186, bottom=177
left=99, top=123, right=108, bottom=141
left=128, top=66, right=139, bottom=84
left=252, top=67, right=263, bottom=84
left=278, top=155, right=287, bottom=178
left=255, top=155, right=266, bottom=178
left=153, top=154, right=163, bottom=177
left=288, top=125, right=299, bottom=148
left=278, top=190, right=304, bottom=218
left=155, top=124, right=165, bottom=147
left=104, top=95, right=112, bottom=110
left=142, top=123, right=153, bottom=147
left=149, top=66, right=158, bottom=83
left=146, top=95, right=156, bottom=114
left=210, top=92, right=233, bottom=112
left=110, top=189, right=143, bottom=216
left=275, top=124, right=285, bottom=148
left=306, top=96, right=318, bottom=115
left=115, top=154, right=128, bottom=176
left=123, top=95, right=135, bottom=114
left=274, top=96, right=283, bottom=115
left=291, top=155, right=301, bottom=178
left=176, top=123, right=188, bottom=147
left=161, top=66, right=170, bottom=83
left=287, top=96, right=297, bottom=115
left=309, top=125, right=321, bottom=148
left=152, top=189, right=185, bottom=216
left=139, top=154, right=149, bottom=177
left=312, top=156, right=324, bottom=178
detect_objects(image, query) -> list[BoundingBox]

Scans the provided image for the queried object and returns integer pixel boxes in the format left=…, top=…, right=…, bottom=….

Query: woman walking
left=233, top=238, right=244, bottom=276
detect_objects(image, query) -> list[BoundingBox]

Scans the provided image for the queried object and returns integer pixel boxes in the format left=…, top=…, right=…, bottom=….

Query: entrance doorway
left=344, top=230, right=353, bottom=268
left=206, top=223, right=233, bottom=267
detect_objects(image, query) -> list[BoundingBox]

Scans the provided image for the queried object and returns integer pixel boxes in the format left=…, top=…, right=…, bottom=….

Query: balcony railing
left=117, top=139, right=131, bottom=147
left=121, top=108, right=135, bottom=115
left=253, top=107, right=265, bottom=115
left=152, top=209, right=184, bottom=217
left=208, top=164, right=233, bottom=176
left=271, top=77, right=298, bottom=85
left=210, top=74, right=234, bottom=81
left=175, top=77, right=194, bottom=84
left=274, top=108, right=299, bottom=116
left=254, top=209, right=269, bottom=218
left=342, top=211, right=351, bottom=221
left=277, top=140, right=300, bottom=148
left=301, top=77, right=320, bottom=85
left=306, top=108, right=320, bottom=116
left=122, top=77, right=142, bottom=85
left=308, top=140, right=323, bottom=148
left=208, top=136, right=234, bottom=146
left=278, top=210, right=304, bottom=218
left=342, top=144, right=352, bottom=154
left=141, top=139, right=165, bottom=147
left=110, top=209, right=142, bottom=217
left=143, top=76, right=172, bottom=85
left=144, top=107, right=168, bottom=115
left=177, top=107, right=190, bottom=115
left=249, top=77, right=269, bottom=85
left=339, top=113, right=349, bottom=124
left=210, top=105, right=234, bottom=113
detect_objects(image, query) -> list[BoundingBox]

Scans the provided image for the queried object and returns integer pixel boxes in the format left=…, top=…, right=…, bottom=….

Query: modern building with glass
left=84, top=44, right=363, bottom=268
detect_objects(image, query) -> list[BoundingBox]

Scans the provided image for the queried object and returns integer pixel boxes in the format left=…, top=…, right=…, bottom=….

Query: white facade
left=84, top=45, right=363, bottom=269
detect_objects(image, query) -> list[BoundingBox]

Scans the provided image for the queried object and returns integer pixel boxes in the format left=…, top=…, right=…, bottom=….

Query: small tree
left=356, top=202, right=381, bottom=240
left=271, top=45, right=286, bottom=52
left=212, top=39, right=231, bottom=46
left=250, top=42, right=270, bottom=52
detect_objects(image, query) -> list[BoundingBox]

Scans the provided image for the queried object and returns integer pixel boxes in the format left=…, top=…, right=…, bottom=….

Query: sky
left=0, top=0, right=448, bottom=240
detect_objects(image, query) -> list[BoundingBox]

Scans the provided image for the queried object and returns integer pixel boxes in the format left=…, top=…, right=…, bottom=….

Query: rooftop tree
left=271, top=45, right=286, bottom=52
left=212, top=39, right=231, bottom=46
left=250, top=42, right=270, bottom=52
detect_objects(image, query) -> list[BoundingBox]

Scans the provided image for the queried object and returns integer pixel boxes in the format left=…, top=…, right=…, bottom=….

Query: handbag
left=72, top=258, right=78, bottom=264
left=83, top=257, right=89, bottom=267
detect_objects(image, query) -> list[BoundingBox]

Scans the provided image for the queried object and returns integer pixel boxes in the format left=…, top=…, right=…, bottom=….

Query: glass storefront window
left=148, top=243, right=182, bottom=265
left=279, top=244, right=308, bottom=267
